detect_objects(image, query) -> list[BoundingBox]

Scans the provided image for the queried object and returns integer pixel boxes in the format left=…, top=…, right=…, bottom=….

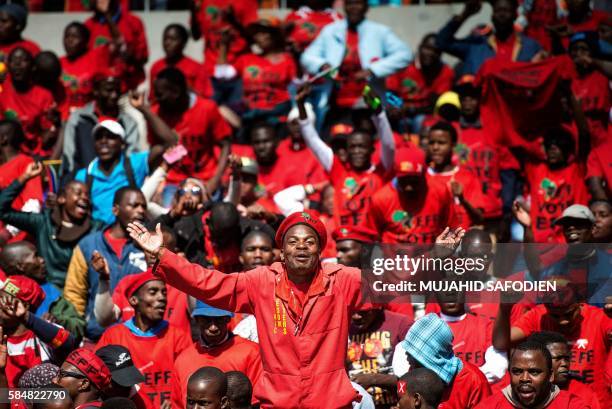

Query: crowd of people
left=0, top=0, right=609, bottom=408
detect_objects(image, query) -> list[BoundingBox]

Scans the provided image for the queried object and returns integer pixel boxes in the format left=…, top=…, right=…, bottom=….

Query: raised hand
left=512, top=200, right=532, bottom=227
left=18, top=161, right=44, bottom=184
left=129, top=91, right=146, bottom=112
left=450, top=180, right=464, bottom=199
left=91, top=251, right=111, bottom=281
left=127, top=222, right=165, bottom=257
left=296, top=84, right=311, bottom=104
left=0, top=296, right=28, bottom=322
left=435, top=226, right=466, bottom=249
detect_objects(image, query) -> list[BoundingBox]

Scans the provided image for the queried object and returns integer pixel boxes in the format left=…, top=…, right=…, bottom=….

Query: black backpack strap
left=85, top=166, right=94, bottom=192
left=123, top=155, right=137, bottom=188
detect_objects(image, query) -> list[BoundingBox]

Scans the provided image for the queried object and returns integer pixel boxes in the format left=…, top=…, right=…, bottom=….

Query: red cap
left=332, top=225, right=377, bottom=244
left=275, top=211, right=327, bottom=249
left=2, top=275, right=45, bottom=308
left=394, top=146, right=426, bottom=177
left=124, top=270, right=163, bottom=299
left=65, top=348, right=112, bottom=390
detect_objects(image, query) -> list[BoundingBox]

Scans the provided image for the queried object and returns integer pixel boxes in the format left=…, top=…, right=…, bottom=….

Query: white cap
left=554, top=204, right=595, bottom=225
left=92, top=119, right=126, bottom=140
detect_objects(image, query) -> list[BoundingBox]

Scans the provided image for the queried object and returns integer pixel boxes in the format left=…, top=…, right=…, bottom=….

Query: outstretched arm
left=297, top=85, right=334, bottom=172
left=128, top=222, right=255, bottom=314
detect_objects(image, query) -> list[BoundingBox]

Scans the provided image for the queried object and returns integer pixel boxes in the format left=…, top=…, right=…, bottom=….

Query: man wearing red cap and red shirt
left=0, top=275, right=78, bottom=388
left=365, top=146, right=455, bottom=244
left=96, top=270, right=192, bottom=408
left=55, top=347, right=112, bottom=409
left=127, top=211, right=365, bottom=408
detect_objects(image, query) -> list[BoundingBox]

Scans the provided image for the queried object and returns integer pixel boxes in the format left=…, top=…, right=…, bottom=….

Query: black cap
left=95, top=345, right=145, bottom=387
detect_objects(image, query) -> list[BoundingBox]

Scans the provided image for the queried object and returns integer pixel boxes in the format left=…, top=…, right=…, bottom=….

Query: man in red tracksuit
left=127, top=211, right=364, bottom=408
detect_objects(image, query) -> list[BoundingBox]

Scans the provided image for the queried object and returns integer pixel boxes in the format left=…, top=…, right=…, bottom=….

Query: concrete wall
left=23, top=4, right=493, bottom=81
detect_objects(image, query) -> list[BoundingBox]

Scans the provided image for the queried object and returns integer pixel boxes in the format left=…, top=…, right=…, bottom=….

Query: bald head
left=187, top=367, right=228, bottom=409
left=226, top=371, right=252, bottom=409
left=0, top=241, right=36, bottom=275
left=460, top=228, right=493, bottom=257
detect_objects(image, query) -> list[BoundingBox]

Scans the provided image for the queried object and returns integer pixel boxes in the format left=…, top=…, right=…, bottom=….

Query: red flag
left=476, top=56, right=575, bottom=157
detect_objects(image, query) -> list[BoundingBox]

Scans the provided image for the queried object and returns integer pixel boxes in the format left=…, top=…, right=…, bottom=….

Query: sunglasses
left=58, top=369, right=87, bottom=380
left=178, top=186, right=202, bottom=196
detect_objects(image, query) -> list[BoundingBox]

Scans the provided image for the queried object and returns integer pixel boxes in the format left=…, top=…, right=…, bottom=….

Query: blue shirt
left=75, top=152, right=149, bottom=225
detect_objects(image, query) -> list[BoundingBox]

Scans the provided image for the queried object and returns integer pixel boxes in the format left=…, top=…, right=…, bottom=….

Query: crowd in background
left=0, top=0, right=609, bottom=408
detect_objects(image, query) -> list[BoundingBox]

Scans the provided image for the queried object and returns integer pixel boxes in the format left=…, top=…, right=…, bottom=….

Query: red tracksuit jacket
left=154, top=251, right=363, bottom=409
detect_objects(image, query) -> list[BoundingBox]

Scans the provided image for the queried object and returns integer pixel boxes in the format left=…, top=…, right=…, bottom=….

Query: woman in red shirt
left=217, top=18, right=296, bottom=125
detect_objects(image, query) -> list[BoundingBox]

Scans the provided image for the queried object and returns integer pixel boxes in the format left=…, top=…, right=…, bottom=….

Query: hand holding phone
left=163, top=144, right=188, bottom=165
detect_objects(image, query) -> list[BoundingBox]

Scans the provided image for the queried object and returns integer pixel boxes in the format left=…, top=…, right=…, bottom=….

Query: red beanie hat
left=124, top=270, right=163, bottom=299
left=65, top=348, right=112, bottom=390
left=275, top=211, right=327, bottom=249
left=2, top=275, right=45, bottom=308
left=332, top=225, right=378, bottom=244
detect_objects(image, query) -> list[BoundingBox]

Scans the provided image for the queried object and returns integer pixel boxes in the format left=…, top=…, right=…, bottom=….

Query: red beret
left=2, top=275, right=45, bottom=308
left=124, top=270, right=163, bottom=299
left=394, top=146, right=426, bottom=177
left=65, top=348, right=112, bottom=390
left=275, top=211, right=327, bottom=249
left=332, top=225, right=377, bottom=244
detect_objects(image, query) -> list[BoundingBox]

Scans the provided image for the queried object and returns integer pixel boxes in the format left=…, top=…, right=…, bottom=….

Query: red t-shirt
left=234, top=52, right=296, bottom=111
left=104, top=229, right=127, bottom=259
left=330, top=156, right=387, bottom=227
left=5, top=330, right=45, bottom=387
left=276, top=139, right=327, bottom=187
left=427, top=166, right=488, bottom=229
left=426, top=301, right=528, bottom=326
left=170, top=336, right=263, bottom=409
left=440, top=313, right=492, bottom=367
left=285, top=7, right=342, bottom=52
left=336, top=30, right=364, bottom=108
left=112, top=274, right=191, bottom=334
left=571, top=69, right=610, bottom=149
left=85, top=11, right=149, bottom=90
left=474, top=389, right=590, bottom=409
left=348, top=310, right=412, bottom=406
left=255, top=160, right=285, bottom=199
left=564, top=379, right=601, bottom=409
left=192, top=0, right=258, bottom=71
left=456, top=125, right=503, bottom=219
left=386, top=63, right=454, bottom=110
left=60, top=47, right=111, bottom=120
left=493, top=32, right=518, bottom=62
left=0, top=39, right=40, bottom=63
left=149, top=56, right=212, bottom=102
left=152, top=96, right=231, bottom=183
left=512, top=304, right=611, bottom=407
left=438, top=360, right=492, bottom=409
left=586, top=139, right=612, bottom=199
left=365, top=178, right=455, bottom=244
left=0, top=80, right=56, bottom=156
left=97, top=323, right=192, bottom=408
left=524, top=161, right=589, bottom=243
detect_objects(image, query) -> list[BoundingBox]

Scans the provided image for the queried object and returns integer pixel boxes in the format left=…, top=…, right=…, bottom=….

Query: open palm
left=127, top=222, right=164, bottom=255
